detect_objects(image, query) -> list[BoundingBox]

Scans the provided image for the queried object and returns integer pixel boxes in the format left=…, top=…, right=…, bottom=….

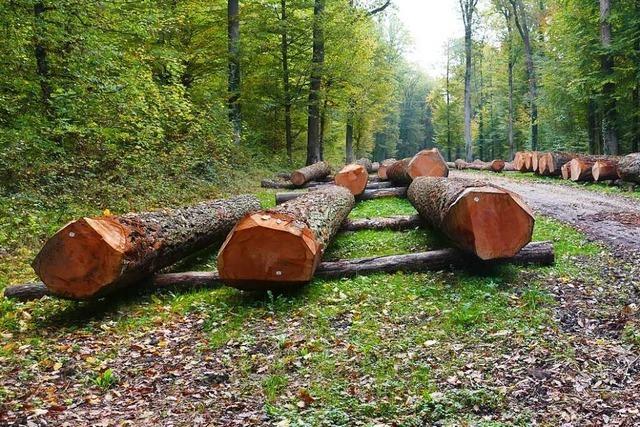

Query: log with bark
left=407, top=148, right=449, bottom=178
left=618, top=153, right=640, bottom=183
left=538, top=152, right=576, bottom=176
left=290, top=161, right=331, bottom=186
left=568, top=156, right=615, bottom=182
left=341, top=215, right=422, bottom=232
left=561, top=162, right=572, bottom=180
left=592, top=158, right=621, bottom=182
left=355, top=158, right=373, bottom=173
left=446, top=161, right=456, bottom=168
left=5, top=242, right=554, bottom=301
left=275, top=186, right=407, bottom=205
left=261, top=175, right=333, bottom=189
left=218, top=185, right=355, bottom=290
left=503, top=162, right=516, bottom=172
left=335, top=164, right=368, bottom=195
left=32, top=195, right=261, bottom=300
left=407, top=177, right=534, bottom=260
left=371, top=162, right=380, bottom=173
left=386, top=158, right=413, bottom=186
left=377, top=158, right=397, bottom=180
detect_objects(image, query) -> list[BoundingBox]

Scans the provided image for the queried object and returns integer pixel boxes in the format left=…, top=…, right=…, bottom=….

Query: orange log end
left=408, top=149, right=449, bottom=179
left=217, top=213, right=321, bottom=290
left=335, top=164, right=368, bottom=195
left=561, top=162, right=571, bottom=179
left=290, top=171, right=306, bottom=186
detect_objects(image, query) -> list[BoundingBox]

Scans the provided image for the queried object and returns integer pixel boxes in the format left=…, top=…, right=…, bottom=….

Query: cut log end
left=408, top=149, right=449, bottom=179
left=290, top=171, right=306, bottom=187
left=335, top=164, right=368, bottom=195
left=592, top=160, right=620, bottom=182
left=445, top=187, right=534, bottom=260
left=217, top=213, right=321, bottom=290
left=32, top=217, right=128, bottom=299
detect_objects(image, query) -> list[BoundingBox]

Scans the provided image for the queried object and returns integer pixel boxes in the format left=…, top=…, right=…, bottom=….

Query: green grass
left=349, top=197, right=418, bottom=218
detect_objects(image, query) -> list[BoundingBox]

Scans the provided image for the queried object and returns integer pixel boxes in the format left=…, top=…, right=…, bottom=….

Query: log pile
left=592, top=158, right=621, bottom=182
left=407, top=177, right=534, bottom=260
left=32, top=195, right=261, bottom=300
left=537, top=152, right=576, bottom=176
left=453, top=159, right=505, bottom=173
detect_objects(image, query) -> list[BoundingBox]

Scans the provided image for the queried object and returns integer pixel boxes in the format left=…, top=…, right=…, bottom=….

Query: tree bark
left=592, top=158, right=621, bottom=182
left=290, top=161, right=331, bottom=186
left=341, top=215, right=422, bottom=232
left=280, top=0, right=293, bottom=162
left=600, top=0, right=618, bottom=155
left=32, top=195, right=261, bottom=300
left=275, top=186, right=407, bottom=205
left=355, top=158, right=373, bottom=173
left=335, top=164, right=368, bottom=195
left=408, top=176, right=534, bottom=260
left=306, top=0, right=325, bottom=165
left=34, top=2, right=52, bottom=113
left=386, top=158, right=413, bottom=186
left=346, top=120, right=354, bottom=163
left=218, top=185, right=354, bottom=289
left=377, top=158, right=397, bottom=180
left=460, top=0, right=478, bottom=161
left=228, top=0, right=242, bottom=144
left=618, top=153, right=640, bottom=183
left=370, top=162, right=380, bottom=173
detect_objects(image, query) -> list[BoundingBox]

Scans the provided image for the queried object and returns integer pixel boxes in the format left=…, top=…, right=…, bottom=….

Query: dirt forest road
left=455, top=171, right=640, bottom=258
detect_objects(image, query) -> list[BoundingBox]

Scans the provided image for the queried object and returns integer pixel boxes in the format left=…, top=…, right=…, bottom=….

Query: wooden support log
left=275, top=186, right=407, bottom=205
left=487, top=159, right=506, bottom=173
left=561, top=162, right=572, bottom=180
left=341, top=215, right=421, bottom=232
left=407, top=177, right=534, bottom=260
left=335, top=164, right=368, bottom=195
left=592, top=159, right=621, bottom=182
left=290, top=161, right=331, bottom=186
left=377, top=158, right=397, bottom=180
left=619, top=153, right=640, bottom=183
left=386, top=158, right=413, bottom=186
left=355, top=158, right=373, bottom=173
left=218, top=186, right=355, bottom=290
left=4, top=242, right=554, bottom=302
left=32, top=196, right=261, bottom=300
left=407, top=148, right=449, bottom=178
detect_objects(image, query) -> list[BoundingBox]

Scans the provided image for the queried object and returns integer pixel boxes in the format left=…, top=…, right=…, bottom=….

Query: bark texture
left=355, top=158, right=373, bottom=173
left=341, top=215, right=422, bottom=232
left=291, top=161, right=331, bottom=186
left=32, top=195, right=261, bottom=300
left=275, top=186, right=406, bottom=205
left=386, top=158, right=413, bottom=186
left=408, top=177, right=534, bottom=260
left=619, top=153, right=640, bottom=183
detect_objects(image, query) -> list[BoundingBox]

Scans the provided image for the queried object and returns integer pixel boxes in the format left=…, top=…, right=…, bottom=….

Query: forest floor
left=1, top=178, right=640, bottom=426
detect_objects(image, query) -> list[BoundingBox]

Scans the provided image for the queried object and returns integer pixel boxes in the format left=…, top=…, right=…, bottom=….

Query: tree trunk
left=290, top=161, right=331, bottom=186
left=355, top=158, right=373, bottom=173
left=341, top=215, right=422, bottom=232
left=538, top=152, right=577, bottom=176
left=407, top=148, right=449, bottom=179
left=228, top=0, right=242, bottom=144
left=218, top=186, right=354, bottom=289
left=280, top=0, right=293, bottom=162
left=370, top=162, right=380, bottom=172
left=306, top=0, right=325, bottom=165
left=514, top=151, right=533, bottom=172
left=592, top=158, right=621, bottom=182
left=32, top=196, right=261, bottom=300
left=346, top=120, right=354, bottom=163
left=275, top=186, right=406, bottom=204
left=335, top=164, right=368, bottom=195
left=386, top=158, right=413, bottom=186
left=506, top=9, right=515, bottom=160
left=568, top=155, right=614, bottom=182
left=600, top=0, right=619, bottom=155
left=531, top=151, right=541, bottom=173
left=34, top=2, right=52, bottom=112
left=377, top=158, right=397, bottom=180
left=407, top=176, right=534, bottom=260
left=618, top=153, right=640, bottom=183
left=461, top=1, right=475, bottom=162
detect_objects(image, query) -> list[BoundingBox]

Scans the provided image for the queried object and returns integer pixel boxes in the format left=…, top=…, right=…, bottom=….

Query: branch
left=367, top=0, right=392, bottom=15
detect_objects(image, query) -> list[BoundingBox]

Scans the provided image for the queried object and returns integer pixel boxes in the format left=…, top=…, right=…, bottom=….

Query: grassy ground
left=2, top=192, right=638, bottom=425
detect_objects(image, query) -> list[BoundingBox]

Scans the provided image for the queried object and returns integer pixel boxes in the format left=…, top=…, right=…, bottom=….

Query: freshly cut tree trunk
left=341, top=215, right=422, bottom=232
left=371, top=162, right=380, bottom=172
left=524, top=152, right=535, bottom=171
left=531, top=151, right=542, bottom=173
left=386, top=158, right=413, bottom=185
left=218, top=185, right=354, bottom=290
left=538, top=152, right=576, bottom=176
left=32, top=195, right=261, bottom=300
left=335, top=164, right=368, bottom=195
left=618, top=153, right=640, bottom=183
left=355, top=158, right=373, bottom=173
left=407, top=177, right=534, bottom=260
left=514, top=151, right=533, bottom=172
left=5, top=242, right=554, bottom=301
left=291, top=161, right=331, bottom=186
left=275, top=186, right=406, bottom=204
left=407, top=148, right=449, bottom=178
left=377, top=158, right=397, bottom=180
left=487, top=159, right=506, bottom=172
left=592, top=159, right=621, bottom=182
left=561, top=162, right=572, bottom=180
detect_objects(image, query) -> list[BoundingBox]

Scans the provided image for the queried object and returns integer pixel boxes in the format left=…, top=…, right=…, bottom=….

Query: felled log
left=446, top=161, right=456, bottom=168
left=514, top=152, right=533, bottom=172
left=4, top=242, right=554, bottom=301
left=275, top=186, right=407, bottom=204
left=335, top=164, right=368, bottom=195
left=407, top=177, right=534, bottom=260
left=503, top=162, right=516, bottom=172
left=488, top=160, right=506, bottom=173
left=290, top=161, right=331, bottom=186
left=407, top=148, right=449, bottom=178
left=538, top=152, right=576, bottom=176
left=341, top=215, right=421, bottom=232
left=454, top=159, right=467, bottom=170
left=386, top=158, right=413, bottom=186
left=218, top=186, right=355, bottom=290
left=32, top=195, right=261, bottom=300
left=618, top=153, right=640, bottom=183
left=592, top=159, right=621, bottom=182
left=355, top=158, right=373, bottom=173
left=371, top=162, right=380, bottom=173
left=561, top=162, right=571, bottom=179
left=525, top=152, right=537, bottom=171
left=531, top=152, right=543, bottom=173
left=377, top=158, right=397, bottom=180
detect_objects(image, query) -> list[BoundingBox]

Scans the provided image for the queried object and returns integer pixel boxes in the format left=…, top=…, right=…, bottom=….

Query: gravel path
left=455, top=171, right=640, bottom=257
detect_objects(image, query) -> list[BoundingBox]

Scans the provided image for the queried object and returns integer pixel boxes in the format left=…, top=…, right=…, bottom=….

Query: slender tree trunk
left=319, top=98, right=327, bottom=161
left=228, top=0, right=241, bottom=144
left=599, top=0, right=618, bottom=155
left=460, top=0, right=476, bottom=161
left=634, top=5, right=640, bottom=153
left=346, top=119, right=354, bottom=163
left=446, top=43, right=452, bottom=161
left=587, top=99, right=598, bottom=155
left=502, top=7, right=515, bottom=160
left=34, top=2, right=52, bottom=112
left=280, top=0, right=293, bottom=162
left=306, top=0, right=325, bottom=165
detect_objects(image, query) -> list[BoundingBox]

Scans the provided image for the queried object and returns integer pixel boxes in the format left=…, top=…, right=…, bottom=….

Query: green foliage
left=92, top=369, right=118, bottom=390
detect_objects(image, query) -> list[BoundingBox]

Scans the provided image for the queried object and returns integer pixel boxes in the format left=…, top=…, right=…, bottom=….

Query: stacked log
left=538, top=152, right=576, bottom=176
left=407, top=148, right=449, bottom=178
left=386, top=158, right=413, bottom=186
left=514, top=152, right=533, bottom=172
left=275, top=186, right=406, bottom=205
left=451, top=159, right=505, bottom=173
left=218, top=186, right=355, bottom=290
left=377, top=158, right=397, bottom=180
left=355, top=158, right=373, bottom=173
left=531, top=152, right=542, bottom=173
left=335, top=164, right=368, bottom=195
left=291, top=161, right=331, bottom=186
left=568, top=156, right=616, bottom=182
left=525, top=152, right=537, bottom=172
left=592, top=158, right=621, bottom=182
left=561, top=162, right=572, bottom=180
left=618, top=153, right=640, bottom=183
left=32, top=195, right=261, bottom=300
left=503, top=162, right=516, bottom=172
left=371, top=162, right=380, bottom=173
left=407, top=177, right=534, bottom=260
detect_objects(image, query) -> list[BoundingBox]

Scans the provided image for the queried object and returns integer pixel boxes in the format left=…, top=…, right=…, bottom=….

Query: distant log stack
left=407, top=177, right=534, bottom=260
left=618, top=153, right=640, bottom=183
left=592, top=158, right=621, bottom=182
left=454, top=159, right=467, bottom=170
left=335, top=164, right=368, bottom=196
left=32, top=195, right=261, bottom=300
left=355, top=158, right=373, bottom=173
left=538, top=152, right=576, bottom=176
left=386, top=158, right=413, bottom=186
left=290, top=161, right=331, bottom=186
left=377, top=158, right=397, bottom=180
left=407, top=148, right=449, bottom=179
left=218, top=186, right=355, bottom=290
